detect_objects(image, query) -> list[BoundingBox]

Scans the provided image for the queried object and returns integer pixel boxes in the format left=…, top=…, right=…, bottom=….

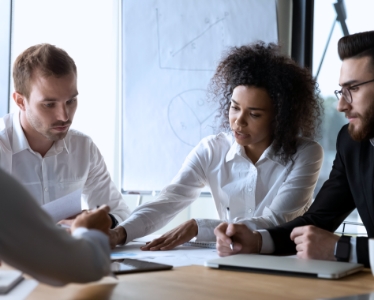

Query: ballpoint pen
left=226, top=207, right=234, bottom=250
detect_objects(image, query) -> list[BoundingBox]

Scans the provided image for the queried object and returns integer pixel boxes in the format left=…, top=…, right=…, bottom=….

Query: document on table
left=41, top=189, right=82, bottom=223
left=0, top=279, right=37, bottom=300
left=111, top=240, right=219, bottom=267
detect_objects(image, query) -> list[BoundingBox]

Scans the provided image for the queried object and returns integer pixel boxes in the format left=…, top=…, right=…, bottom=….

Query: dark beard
left=348, top=103, right=374, bottom=141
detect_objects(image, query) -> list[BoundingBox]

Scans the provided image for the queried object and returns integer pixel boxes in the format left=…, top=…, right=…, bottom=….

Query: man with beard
left=214, top=30, right=374, bottom=267
left=0, top=44, right=130, bottom=227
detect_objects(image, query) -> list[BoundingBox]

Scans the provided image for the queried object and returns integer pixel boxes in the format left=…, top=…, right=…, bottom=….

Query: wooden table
left=26, top=266, right=374, bottom=300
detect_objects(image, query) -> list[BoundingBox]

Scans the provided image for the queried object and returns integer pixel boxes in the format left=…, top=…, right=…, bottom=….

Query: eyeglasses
left=334, top=78, right=374, bottom=104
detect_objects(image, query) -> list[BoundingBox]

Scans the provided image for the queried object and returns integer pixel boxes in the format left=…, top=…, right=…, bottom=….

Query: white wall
left=10, top=0, right=121, bottom=186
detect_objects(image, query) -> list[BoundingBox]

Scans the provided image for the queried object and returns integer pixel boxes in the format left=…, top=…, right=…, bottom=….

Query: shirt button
left=248, top=208, right=252, bottom=213
left=248, top=188, right=253, bottom=192
left=44, top=187, right=48, bottom=192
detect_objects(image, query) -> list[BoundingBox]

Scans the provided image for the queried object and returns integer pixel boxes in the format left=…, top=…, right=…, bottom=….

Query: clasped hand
left=290, top=225, right=340, bottom=261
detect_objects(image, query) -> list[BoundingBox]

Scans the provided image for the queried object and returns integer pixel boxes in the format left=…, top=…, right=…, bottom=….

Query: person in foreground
left=110, top=42, right=323, bottom=250
left=0, top=168, right=111, bottom=285
left=215, top=30, right=374, bottom=267
left=0, top=43, right=130, bottom=227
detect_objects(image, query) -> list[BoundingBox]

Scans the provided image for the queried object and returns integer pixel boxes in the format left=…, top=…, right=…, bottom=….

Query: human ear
left=13, top=92, right=26, bottom=111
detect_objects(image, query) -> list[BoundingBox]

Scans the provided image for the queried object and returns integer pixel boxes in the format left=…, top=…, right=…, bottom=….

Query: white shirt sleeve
left=82, top=141, right=130, bottom=223
left=121, top=142, right=207, bottom=243
left=257, top=229, right=275, bottom=253
left=0, top=169, right=111, bottom=286
left=194, top=142, right=323, bottom=241
left=349, top=237, right=357, bottom=263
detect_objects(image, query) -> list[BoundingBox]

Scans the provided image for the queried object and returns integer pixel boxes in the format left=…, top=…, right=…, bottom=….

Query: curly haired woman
left=110, top=42, right=324, bottom=250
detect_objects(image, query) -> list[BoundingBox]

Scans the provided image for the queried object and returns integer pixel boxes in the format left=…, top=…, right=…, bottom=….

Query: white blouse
left=121, top=132, right=323, bottom=242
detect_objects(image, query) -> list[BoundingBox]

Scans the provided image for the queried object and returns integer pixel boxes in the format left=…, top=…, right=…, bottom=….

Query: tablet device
left=205, top=254, right=364, bottom=279
left=0, top=270, right=24, bottom=294
left=111, top=259, right=173, bottom=274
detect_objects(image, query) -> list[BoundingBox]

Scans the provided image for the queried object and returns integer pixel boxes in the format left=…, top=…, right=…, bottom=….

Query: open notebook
left=205, top=254, right=364, bottom=279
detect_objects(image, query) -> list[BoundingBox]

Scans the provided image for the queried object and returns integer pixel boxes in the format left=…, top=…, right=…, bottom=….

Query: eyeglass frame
left=334, top=78, right=374, bottom=104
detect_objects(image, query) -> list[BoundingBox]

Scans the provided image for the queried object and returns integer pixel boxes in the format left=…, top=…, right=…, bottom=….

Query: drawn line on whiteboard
left=170, top=16, right=226, bottom=57
left=155, top=8, right=227, bottom=71
left=167, top=89, right=217, bottom=147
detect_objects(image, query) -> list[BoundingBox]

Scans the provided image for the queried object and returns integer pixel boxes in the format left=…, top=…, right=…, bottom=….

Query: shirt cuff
left=349, top=237, right=357, bottom=263
left=194, top=219, right=218, bottom=242
left=72, top=227, right=110, bottom=251
left=257, top=229, right=275, bottom=254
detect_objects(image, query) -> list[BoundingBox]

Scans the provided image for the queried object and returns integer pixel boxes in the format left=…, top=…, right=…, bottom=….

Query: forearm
left=0, top=171, right=111, bottom=285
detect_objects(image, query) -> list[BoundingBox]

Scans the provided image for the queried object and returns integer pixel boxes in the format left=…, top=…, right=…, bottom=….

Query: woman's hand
left=140, top=219, right=198, bottom=251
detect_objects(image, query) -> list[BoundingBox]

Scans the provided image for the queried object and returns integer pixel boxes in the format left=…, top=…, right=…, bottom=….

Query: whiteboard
left=122, top=0, right=278, bottom=192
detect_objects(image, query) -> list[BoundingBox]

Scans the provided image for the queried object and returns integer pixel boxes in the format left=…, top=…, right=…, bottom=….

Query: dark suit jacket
left=268, top=124, right=373, bottom=267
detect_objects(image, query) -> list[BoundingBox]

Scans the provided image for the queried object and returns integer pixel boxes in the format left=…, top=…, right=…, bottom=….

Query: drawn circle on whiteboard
left=167, top=89, right=218, bottom=147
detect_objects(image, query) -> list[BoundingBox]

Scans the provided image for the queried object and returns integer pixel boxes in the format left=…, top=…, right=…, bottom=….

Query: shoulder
left=0, top=114, right=13, bottom=146
left=198, top=132, right=233, bottom=149
left=64, top=129, right=99, bottom=154
left=186, top=132, right=232, bottom=165
left=292, top=138, right=323, bottom=161
left=65, top=129, right=93, bottom=144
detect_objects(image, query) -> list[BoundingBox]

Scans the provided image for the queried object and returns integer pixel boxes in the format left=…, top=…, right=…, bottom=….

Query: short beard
left=26, top=110, right=69, bottom=142
left=348, top=102, right=374, bottom=141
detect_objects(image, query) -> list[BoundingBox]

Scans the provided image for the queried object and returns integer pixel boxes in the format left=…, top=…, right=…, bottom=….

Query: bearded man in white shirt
left=0, top=43, right=130, bottom=227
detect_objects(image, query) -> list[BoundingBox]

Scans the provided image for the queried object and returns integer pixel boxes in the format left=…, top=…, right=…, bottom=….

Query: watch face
left=336, top=242, right=350, bottom=257
left=335, top=237, right=351, bottom=261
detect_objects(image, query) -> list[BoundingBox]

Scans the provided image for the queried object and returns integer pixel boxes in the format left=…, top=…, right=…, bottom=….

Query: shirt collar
left=225, top=139, right=286, bottom=166
left=12, top=112, right=69, bottom=155
left=12, top=112, right=31, bottom=154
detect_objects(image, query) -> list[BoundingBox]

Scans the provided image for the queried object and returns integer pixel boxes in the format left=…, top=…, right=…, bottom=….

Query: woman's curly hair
left=209, top=42, right=322, bottom=164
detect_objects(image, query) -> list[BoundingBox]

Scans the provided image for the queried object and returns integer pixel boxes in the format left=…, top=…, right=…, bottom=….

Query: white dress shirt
left=0, top=112, right=130, bottom=222
left=121, top=132, right=323, bottom=243
left=0, top=168, right=110, bottom=286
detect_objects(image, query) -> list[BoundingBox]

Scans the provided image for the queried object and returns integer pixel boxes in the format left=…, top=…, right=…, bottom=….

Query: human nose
left=336, top=94, right=351, bottom=113
left=57, top=104, right=69, bottom=121
left=235, top=112, right=247, bottom=127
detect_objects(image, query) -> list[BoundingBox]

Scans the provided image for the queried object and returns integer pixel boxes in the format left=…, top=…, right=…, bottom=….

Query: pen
left=226, top=207, right=234, bottom=251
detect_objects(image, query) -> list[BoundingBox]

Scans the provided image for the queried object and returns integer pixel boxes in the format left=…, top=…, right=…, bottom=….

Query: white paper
left=0, top=279, right=37, bottom=300
left=122, top=0, right=278, bottom=191
left=111, top=241, right=219, bottom=267
left=41, top=189, right=82, bottom=223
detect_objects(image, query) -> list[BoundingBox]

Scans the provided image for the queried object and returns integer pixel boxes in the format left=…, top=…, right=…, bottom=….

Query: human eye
left=250, top=113, right=260, bottom=118
left=44, top=102, right=55, bottom=108
left=348, top=85, right=359, bottom=92
left=230, top=104, right=239, bottom=111
left=67, top=97, right=77, bottom=105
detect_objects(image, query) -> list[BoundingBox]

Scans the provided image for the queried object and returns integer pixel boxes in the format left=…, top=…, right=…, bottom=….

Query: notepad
left=183, top=241, right=216, bottom=249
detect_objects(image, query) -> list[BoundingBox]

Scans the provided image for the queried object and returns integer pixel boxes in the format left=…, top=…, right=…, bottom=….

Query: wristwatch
left=109, top=213, right=119, bottom=229
left=334, top=235, right=351, bottom=262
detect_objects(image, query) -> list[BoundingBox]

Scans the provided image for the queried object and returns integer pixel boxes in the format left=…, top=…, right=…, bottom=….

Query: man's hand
left=290, top=225, right=340, bottom=261
left=71, top=205, right=112, bottom=236
left=214, top=222, right=261, bottom=257
left=58, top=211, right=84, bottom=227
left=109, top=226, right=127, bottom=249
left=141, top=219, right=198, bottom=251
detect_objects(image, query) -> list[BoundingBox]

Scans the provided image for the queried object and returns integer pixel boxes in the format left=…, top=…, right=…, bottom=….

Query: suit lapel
left=359, top=140, right=374, bottom=233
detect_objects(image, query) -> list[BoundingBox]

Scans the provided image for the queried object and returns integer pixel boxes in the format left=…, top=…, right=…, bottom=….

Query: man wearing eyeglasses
left=214, top=30, right=374, bottom=267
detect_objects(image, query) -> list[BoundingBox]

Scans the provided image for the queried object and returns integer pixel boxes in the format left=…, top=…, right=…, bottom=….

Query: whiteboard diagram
left=122, top=0, right=278, bottom=191
left=168, top=89, right=219, bottom=146
left=156, top=8, right=228, bottom=71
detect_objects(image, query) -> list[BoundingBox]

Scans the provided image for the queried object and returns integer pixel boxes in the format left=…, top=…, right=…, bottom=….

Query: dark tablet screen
left=111, top=259, right=173, bottom=274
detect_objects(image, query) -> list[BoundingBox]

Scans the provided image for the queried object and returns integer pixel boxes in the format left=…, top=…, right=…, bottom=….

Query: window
left=0, top=0, right=11, bottom=116
left=10, top=0, right=121, bottom=186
